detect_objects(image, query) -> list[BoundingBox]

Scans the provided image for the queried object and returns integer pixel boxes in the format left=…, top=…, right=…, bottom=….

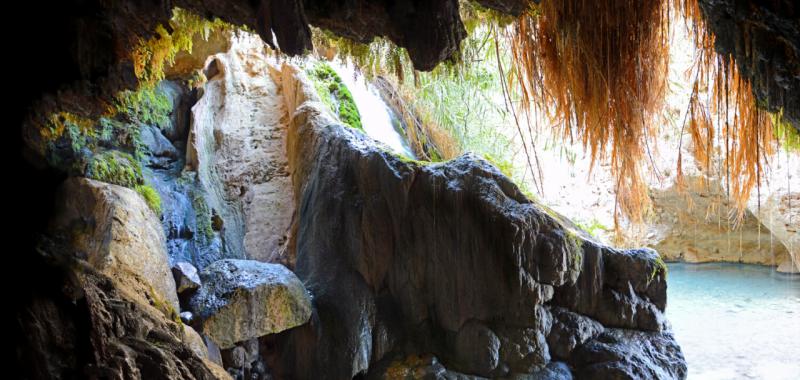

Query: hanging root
left=510, top=0, right=671, bottom=223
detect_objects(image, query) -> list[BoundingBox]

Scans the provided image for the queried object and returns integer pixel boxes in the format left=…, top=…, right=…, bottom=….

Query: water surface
left=667, top=263, right=800, bottom=379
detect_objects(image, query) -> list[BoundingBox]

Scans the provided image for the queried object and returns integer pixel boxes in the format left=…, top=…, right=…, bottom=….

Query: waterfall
left=328, top=61, right=416, bottom=159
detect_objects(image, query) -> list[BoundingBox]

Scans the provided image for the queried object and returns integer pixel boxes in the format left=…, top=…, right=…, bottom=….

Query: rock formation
left=189, top=259, right=312, bottom=349
left=650, top=177, right=791, bottom=266
left=50, top=177, right=180, bottom=311
left=187, top=34, right=294, bottom=265
left=263, top=64, right=686, bottom=379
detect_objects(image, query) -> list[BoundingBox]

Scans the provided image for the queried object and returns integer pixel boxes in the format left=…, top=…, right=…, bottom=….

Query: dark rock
left=141, top=124, right=180, bottom=170
left=552, top=242, right=668, bottom=332
left=156, top=80, right=195, bottom=143
left=547, top=307, right=604, bottom=360
left=569, top=329, right=687, bottom=380
left=452, top=321, right=501, bottom=377
left=173, top=261, right=202, bottom=294
left=14, top=242, right=228, bottom=379
left=511, top=361, right=573, bottom=380
left=270, top=74, right=686, bottom=379
left=698, top=0, right=800, bottom=132
left=189, top=259, right=312, bottom=349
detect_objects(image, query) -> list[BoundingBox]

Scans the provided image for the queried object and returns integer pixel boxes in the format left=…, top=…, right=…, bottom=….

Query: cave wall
left=699, top=0, right=800, bottom=130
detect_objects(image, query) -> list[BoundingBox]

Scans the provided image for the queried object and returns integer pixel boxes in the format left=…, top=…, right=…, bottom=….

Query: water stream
left=667, top=263, right=800, bottom=379
left=329, top=62, right=416, bottom=158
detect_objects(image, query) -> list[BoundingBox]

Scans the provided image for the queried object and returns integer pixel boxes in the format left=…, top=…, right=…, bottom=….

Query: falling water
left=328, top=61, right=416, bottom=158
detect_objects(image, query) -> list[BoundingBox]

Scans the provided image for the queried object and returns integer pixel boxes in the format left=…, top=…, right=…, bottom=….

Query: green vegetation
left=483, top=153, right=514, bottom=178
left=307, top=62, right=363, bottom=130
left=564, top=229, right=584, bottom=272
left=574, top=218, right=610, bottom=239
left=86, top=150, right=144, bottom=188
left=650, top=255, right=668, bottom=282
left=132, top=8, right=232, bottom=85
left=115, top=86, right=172, bottom=127
left=148, top=285, right=182, bottom=327
left=135, top=185, right=163, bottom=215
left=773, top=112, right=800, bottom=152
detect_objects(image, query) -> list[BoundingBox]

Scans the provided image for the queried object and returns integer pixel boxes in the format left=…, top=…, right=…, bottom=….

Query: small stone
left=172, top=261, right=201, bottom=294
left=229, top=346, right=247, bottom=368
left=180, top=311, right=194, bottom=324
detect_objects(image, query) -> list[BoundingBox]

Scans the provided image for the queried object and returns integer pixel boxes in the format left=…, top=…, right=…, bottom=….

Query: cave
left=10, top=1, right=799, bottom=379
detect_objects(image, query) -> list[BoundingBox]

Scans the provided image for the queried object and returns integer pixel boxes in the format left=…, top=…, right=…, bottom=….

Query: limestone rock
left=650, top=177, right=790, bottom=266
left=187, top=34, right=294, bottom=264
left=269, top=64, right=685, bottom=379
left=184, top=325, right=210, bottom=359
left=173, top=261, right=202, bottom=293
left=453, top=321, right=501, bottom=377
left=15, top=243, right=229, bottom=379
left=570, top=329, right=687, bottom=379
left=190, top=259, right=312, bottom=349
left=547, top=307, right=604, bottom=360
left=50, top=177, right=179, bottom=311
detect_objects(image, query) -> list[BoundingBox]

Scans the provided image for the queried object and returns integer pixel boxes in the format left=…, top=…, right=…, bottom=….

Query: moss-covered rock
left=86, top=150, right=144, bottom=188
left=307, top=62, right=363, bottom=131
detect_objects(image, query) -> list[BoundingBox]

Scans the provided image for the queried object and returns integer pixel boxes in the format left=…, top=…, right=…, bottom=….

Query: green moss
left=115, top=86, right=172, bottom=127
left=148, top=285, right=182, bottom=327
left=132, top=8, right=232, bottom=85
left=135, top=185, right=163, bottom=215
left=307, top=62, right=364, bottom=131
left=772, top=111, right=800, bottom=152
left=650, top=256, right=668, bottom=282
left=86, top=150, right=144, bottom=188
left=564, top=229, right=584, bottom=272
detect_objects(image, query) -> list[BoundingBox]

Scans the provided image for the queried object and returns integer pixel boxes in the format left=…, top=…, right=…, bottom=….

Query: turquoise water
left=667, top=263, right=800, bottom=379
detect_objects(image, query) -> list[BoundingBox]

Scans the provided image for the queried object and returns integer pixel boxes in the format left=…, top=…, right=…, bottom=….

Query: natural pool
left=667, top=263, right=800, bottom=379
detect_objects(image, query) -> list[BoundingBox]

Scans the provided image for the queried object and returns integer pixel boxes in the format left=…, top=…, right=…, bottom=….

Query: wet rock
left=141, top=124, right=179, bottom=169
left=510, top=362, right=573, bottom=380
left=271, top=64, right=685, bottom=379
left=547, top=307, right=604, bottom=360
left=50, top=177, right=179, bottom=311
left=570, top=329, right=687, bottom=380
left=15, top=242, right=229, bottom=379
left=189, top=259, right=312, bottom=349
left=698, top=0, right=800, bottom=131
left=453, top=321, right=501, bottom=377
left=173, top=261, right=202, bottom=293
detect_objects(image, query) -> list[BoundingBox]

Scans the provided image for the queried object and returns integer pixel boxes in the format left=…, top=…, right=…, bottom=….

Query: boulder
left=547, top=307, right=604, bottom=360
left=452, top=321, right=501, bottom=377
left=190, top=259, right=312, bottom=349
left=50, top=177, right=179, bottom=311
left=172, top=261, right=202, bottom=294
left=570, top=329, right=687, bottom=379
